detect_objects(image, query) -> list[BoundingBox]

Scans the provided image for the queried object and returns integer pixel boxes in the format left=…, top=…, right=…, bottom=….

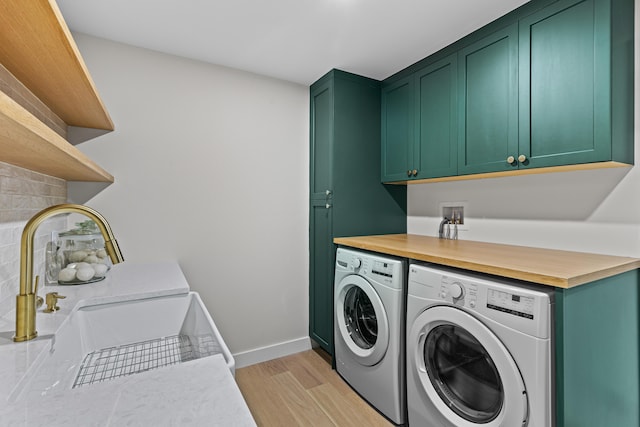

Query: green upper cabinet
left=381, top=54, right=457, bottom=183
left=518, top=0, right=634, bottom=168
left=416, top=54, right=458, bottom=179
left=381, top=0, right=633, bottom=182
left=381, top=76, right=414, bottom=182
left=458, top=24, right=519, bottom=175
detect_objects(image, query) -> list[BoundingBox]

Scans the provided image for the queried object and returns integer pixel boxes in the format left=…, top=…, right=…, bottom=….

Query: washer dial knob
left=450, top=282, right=464, bottom=299
left=352, top=258, right=362, bottom=269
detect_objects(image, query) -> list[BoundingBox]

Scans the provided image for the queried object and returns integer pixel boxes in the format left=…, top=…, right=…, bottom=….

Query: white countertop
left=0, top=261, right=256, bottom=426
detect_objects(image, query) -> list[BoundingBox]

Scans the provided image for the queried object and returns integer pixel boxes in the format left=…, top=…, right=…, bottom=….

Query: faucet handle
left=34, top=275, right=43, bottom=308
left=44, top=292, right=66, bottom=313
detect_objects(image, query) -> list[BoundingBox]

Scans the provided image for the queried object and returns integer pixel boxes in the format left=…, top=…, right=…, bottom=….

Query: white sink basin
left=10, top=292, right=233, bottom=402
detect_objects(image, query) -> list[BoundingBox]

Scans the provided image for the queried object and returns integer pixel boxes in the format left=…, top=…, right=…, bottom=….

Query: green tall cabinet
left=309, top=70, right=407, bottom=355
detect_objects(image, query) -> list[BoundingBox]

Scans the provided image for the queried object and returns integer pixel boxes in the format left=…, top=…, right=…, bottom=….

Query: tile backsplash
left=0, top=161, right=67, bottom=316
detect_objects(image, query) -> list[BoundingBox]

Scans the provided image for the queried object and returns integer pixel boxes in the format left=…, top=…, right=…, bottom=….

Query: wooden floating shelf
left=0, top=0, right=115, bottom=182
left=0, top=90, right=114, bottom=182
left=0, top=0, right=113, bottom=130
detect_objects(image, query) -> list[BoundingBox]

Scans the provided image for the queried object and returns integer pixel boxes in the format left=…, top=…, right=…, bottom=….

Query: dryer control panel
left=487, top=289, right=535, bottom=319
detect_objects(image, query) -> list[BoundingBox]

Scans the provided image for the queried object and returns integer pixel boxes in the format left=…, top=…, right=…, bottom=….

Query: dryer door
left=409, top=306, right=528, bottom=427
left=335, top=275, right=389, bottom=366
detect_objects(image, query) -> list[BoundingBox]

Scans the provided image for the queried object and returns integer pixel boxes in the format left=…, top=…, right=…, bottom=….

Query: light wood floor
left=236, top=349, right=394, bottom=427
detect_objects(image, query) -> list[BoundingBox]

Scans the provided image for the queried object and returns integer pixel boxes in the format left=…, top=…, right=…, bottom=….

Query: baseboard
left=233, top=336, right=313, bottom=369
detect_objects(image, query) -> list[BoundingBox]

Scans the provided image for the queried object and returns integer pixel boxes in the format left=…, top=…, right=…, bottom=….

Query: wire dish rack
left=73, top=334, right=223, bottom=388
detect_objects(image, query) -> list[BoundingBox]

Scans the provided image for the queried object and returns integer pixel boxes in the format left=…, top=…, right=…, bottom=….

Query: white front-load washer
left=334, top=247, right=406, bottom=425
left=406, top=263, right=555, bottom=427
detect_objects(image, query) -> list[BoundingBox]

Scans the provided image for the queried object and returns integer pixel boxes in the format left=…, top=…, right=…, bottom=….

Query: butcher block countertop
left=333, top=234, right=640, bottom=288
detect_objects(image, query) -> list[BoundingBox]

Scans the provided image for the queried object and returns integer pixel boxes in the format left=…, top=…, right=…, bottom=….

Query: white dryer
left=334, top=248, right=406, bottom=425
left=406, top=263, right=554, bottom=427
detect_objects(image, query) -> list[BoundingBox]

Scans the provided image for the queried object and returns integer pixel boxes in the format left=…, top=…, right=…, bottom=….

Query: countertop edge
left=334, top=234, right=640, bottom=288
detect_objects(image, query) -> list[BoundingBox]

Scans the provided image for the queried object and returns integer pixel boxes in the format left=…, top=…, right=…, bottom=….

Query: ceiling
left=57, top=0, right=530, bottom=86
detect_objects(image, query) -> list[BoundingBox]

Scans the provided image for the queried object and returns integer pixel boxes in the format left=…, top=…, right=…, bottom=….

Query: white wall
left=407, top=166, right=640, bottom=256
left=69, top=34, right=310, bottom=363
left=408, top=3, right=640, bottom=258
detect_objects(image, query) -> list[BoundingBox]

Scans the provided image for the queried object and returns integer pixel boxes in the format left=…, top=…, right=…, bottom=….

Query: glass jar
left=60, top=233, right=107, bottom=267
left=47, top=220, right=111, bottom=285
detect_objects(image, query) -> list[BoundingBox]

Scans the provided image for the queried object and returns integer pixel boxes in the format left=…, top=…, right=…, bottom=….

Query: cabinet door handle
left=506, top=156, right=516, bottom=165
left=407, top=170, right=412, bottom=177
left=412, top=169, right=418, bottom=177
left=325, top=190, right=332, bottom=196
left=518, top=154, right=527, bottom=163
left=325, top=204, right=331, bottom=209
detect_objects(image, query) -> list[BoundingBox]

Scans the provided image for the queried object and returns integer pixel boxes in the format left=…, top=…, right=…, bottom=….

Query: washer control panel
left=335, top=248, right=404, bottom=290
left=371, top=260, right=395, bottom=278
left=408, top=263, right=554, bottom=338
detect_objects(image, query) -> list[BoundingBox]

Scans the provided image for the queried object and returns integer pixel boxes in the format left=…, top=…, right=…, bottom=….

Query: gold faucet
left=14, top=204, right=124, bottom=342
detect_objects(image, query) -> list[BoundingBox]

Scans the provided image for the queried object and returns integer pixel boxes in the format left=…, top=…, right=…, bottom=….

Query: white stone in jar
left=74, top=262, right=91, bottom=270
left=58, top=267, right=77, bottom=282
left=69, top=250, right=88, bottom=263
left=92, top=263, right=108, bottom=277
left=96, top=249, right=107, bottom=259
left=76, top=267, right=95, bottom=281
left=84, top=255, right=99, bottom=264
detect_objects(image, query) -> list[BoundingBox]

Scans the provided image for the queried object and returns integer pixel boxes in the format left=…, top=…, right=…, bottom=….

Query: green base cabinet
left=555, top=270, right=639, bottom=427
left=310, top=70, right=406, bottom=355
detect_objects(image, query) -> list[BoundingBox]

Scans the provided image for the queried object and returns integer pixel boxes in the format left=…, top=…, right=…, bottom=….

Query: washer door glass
left=336, top=275, right=389, bottom=366
left=343, top=286, right=377, bottom=349
left=408, top=305, right=527, bottom=427
left=425, top=324, right=503, bottom=423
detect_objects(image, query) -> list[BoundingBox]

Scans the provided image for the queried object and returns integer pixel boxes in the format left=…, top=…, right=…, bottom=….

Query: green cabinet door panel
left=555, top=270, right=639, bottom=427
left=381, top=76, right=414, bottom=182
left=309, top=78, right=334, bottom=354
left=519, top=0, right=611, bottom=168
left=309, top=201, right=334, bottom=352
left=458, top=24, right=519, bottom=175
left=415, top=54, right=458, bottom=179
left=310, top=80, right=333, bottom=198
